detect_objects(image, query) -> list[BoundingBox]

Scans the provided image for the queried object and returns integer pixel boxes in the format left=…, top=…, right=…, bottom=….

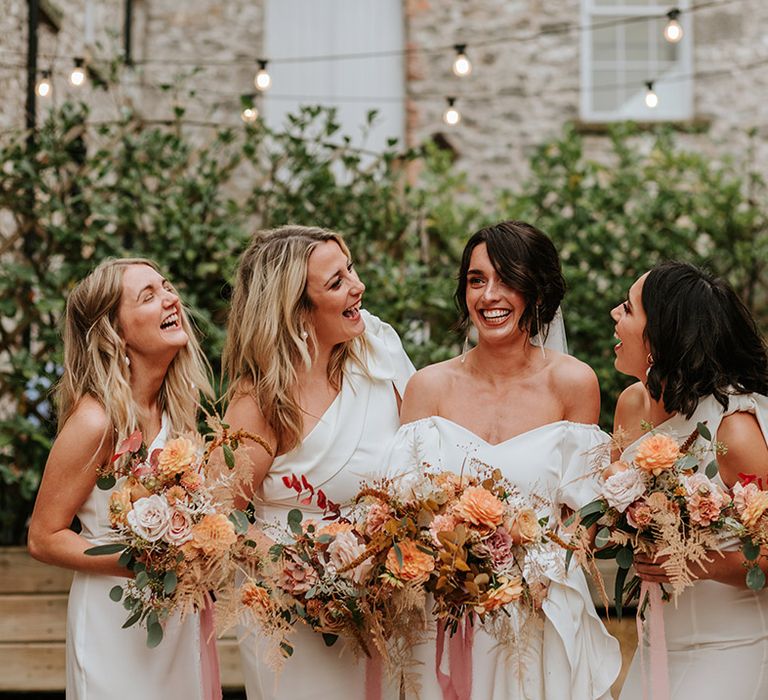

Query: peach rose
left=454, top=487, right=504, bottom=529
left=385, top=539, right=435, bottom=584
left=733, top=482, right=768, bottom=528
left=164, top=507, right=193, bottom=545
left=108, top=486, right=133, bottom=527
left=507, top=508, right=541, bottom=545
left=482, top=576, right=524, bottom=612
left=157, top=436, right=197, bottom=479
left=189, top=513, right=237, bottom=558
left=603, top=460, right=630, bottom=480
left=634, top=434, right=680, bottom=476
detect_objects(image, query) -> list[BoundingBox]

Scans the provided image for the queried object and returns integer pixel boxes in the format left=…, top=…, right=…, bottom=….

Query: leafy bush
left=1, top=107, right=765, bottom=545
left=503, top=123, right=767, bottom=425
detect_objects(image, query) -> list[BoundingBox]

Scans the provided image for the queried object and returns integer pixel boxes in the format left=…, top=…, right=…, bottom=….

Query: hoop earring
left=535, top=305, right=546, bottom=361
left=460, top=334, right=470, bottom=364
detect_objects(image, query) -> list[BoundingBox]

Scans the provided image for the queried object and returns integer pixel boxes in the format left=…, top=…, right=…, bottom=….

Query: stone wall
left=2, top=1, right=766, bottom=194
left=405, top=0, right=768, bottom=193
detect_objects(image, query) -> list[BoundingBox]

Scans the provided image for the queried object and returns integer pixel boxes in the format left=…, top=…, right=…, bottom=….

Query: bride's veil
left=531, top=307, right=568, bottom=355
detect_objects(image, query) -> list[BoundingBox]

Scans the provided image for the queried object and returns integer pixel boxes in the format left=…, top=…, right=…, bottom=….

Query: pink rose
left=601, top=468, right=646, bottom=513
left=733, top=482, right=768, bottom=527
left=327, top=530, right=372, bottom=584
left=164, top=507, right=193, bottom=545
left=126, top=494, right=170, bottom=542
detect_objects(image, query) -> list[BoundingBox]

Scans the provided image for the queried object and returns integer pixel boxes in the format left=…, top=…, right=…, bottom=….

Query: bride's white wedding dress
left=384, top=416, right=622, bottom=700
left=66, top=413, right=207, bottom=699
left=619, top=393, right=768, bottom=700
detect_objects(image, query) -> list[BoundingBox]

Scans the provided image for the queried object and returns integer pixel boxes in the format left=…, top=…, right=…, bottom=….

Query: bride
left=388, top=220, right=621, bottom=699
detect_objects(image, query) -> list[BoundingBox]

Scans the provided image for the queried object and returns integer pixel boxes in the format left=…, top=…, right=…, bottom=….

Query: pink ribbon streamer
left=435, top=617, right=474, bottom=700
left=365, top=652, right=384, bottom=700
left=636, top=581, right=670, bottom=700
left=199, top=595, right=222, bottom=700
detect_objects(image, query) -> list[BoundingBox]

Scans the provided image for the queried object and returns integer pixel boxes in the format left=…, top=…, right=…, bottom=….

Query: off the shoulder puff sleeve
left=557, top=423, right=612, bottom=512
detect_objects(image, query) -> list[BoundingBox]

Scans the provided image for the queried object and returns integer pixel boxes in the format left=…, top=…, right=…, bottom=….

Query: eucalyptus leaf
left=743, top=539, right=761, bottom=561
left=705, top=460, right=719, bottom=479
left=109, top=585, right=124, bottom=602
left=594, top=527, right=612, bottom=549
left=614, top=564, right=629, bottom=621
left=696, top=422, right=712, bottom=442
left=616, top=546, right=634, bottom=569
left=96, top=475, right=116, bottom=490
left=85, top=543, right=125, bottom=556
left=135, top=571, right=150, bottom=589
left=746, top=566, right=766, bottom=591
left=223, top=444, right=235, bottom=469
left=146, top=621, right=164, bottom=648
left=122, top=609, right=143, bottom=629
left=163, top=570, right=178, bottom=595
left=287, top=508, right=303, bottom=536
left=228, top=509, right=249, bottom=535
left=322, top=633, right=338, bottom=647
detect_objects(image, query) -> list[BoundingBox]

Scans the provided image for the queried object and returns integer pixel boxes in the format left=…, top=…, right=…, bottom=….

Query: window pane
left=592, top=24, right=619, bottom=62
left=592, top=69, right=621, bottom=110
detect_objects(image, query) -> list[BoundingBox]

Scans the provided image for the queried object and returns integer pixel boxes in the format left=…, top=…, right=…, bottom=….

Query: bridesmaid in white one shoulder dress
left=222, top=227, right=414, bottom=700
left=28, top=259, right=216, bottom=699
left=390, top=221, right=620, bottom=699
left=611, top=262, right=768, bottom=699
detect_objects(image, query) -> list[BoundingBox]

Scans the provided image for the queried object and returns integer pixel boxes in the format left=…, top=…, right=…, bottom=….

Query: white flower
left=393, top=471, right=438, bottom=503
left=327, top=530, right=372, bottom=584
left=164, top=507, right=193, bottom=545
left=126, top=494, right=171, bottom=542
left=601, top=468, right=646, bottom=513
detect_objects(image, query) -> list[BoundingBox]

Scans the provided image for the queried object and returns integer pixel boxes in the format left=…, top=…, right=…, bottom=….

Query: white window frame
left=580, top=0, right=693, bottom=122
left=263, top=0, right=405, bottom=153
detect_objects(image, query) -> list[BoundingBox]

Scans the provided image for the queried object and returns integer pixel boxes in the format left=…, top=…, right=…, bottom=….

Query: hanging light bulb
left=254, top=60, right=271, bottom=92
left=644, top=81, right=659, bottom=109
left=443, top=97, right=461, bottom=126
left=663, top=8, right=683, bottom=43
left=69, top=57, right=86, bottom=87
left=36, top=70, right=52, bottom=97
left=452, top=44, right=472, bottom=77
left=240, top=94, right=259, bottom=123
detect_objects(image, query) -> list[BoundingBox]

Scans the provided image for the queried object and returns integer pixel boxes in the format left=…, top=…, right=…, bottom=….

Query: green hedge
left=0, top=104, right=765, bottom=544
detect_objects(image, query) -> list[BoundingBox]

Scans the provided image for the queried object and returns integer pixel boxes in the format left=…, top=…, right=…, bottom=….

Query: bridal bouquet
left=86, top=419, right=270, bottom=646
left=575, top=422, right=733, bottom=613
left=419, top=467, right=554, bottom=632
left=235, top=475, right=429, bottom=670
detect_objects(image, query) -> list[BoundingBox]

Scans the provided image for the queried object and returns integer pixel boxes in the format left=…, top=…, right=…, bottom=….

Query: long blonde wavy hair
left=223, top=226, right=368, bottom=453
left=56, top=258, right=213, bottom=451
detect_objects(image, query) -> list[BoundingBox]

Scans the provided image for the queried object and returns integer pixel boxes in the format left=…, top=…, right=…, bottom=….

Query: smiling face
left=304, top=240, right=366, bottom=348
left=117, top=264, right=188, bottom=362
left=465, top=242, right=529, bottom=344
left=610, top=272, right=652, bottom=380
